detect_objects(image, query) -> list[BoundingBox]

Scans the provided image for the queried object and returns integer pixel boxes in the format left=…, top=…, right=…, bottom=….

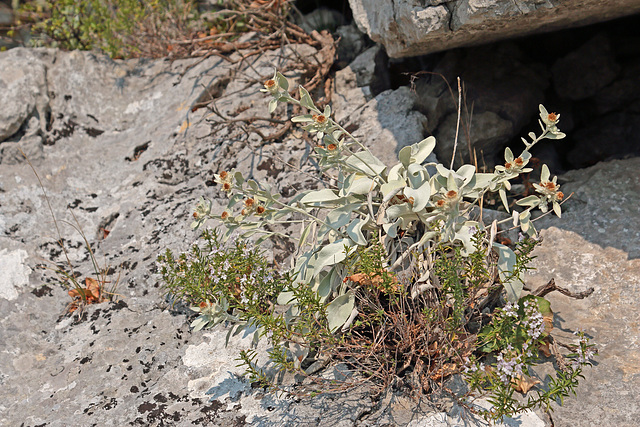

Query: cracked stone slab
left=348, top=0, right=640, bottom=57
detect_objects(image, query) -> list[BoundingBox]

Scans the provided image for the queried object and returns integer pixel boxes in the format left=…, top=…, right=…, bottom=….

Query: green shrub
left=160, top=71, right=595, bottom=420
left=14, top=0, right=199, bottom=58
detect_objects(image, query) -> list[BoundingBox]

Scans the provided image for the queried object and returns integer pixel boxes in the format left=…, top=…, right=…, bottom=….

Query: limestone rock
left=0, top=48, right=49, bottom=142
left=348, top=0, right=640, bottom=58
left=345, top=86, right=433, bottom=167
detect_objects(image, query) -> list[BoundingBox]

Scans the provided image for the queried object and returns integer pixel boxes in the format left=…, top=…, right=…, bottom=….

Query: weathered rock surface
left=0, top=42, right=638, bottom=426
left=348, top=0, right=640, bottom=58
left=524, top=160, right=640, bottom=427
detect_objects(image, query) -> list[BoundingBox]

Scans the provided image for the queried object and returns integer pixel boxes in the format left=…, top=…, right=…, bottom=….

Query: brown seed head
left=557, top=191, right=564, bottom=200
left=313, top=114, right=327, bottom=124
left=514, top=157, right=524, bottom=166
left=327, top=143, right=337, bottom=151
left=548, top=112, right=558, bottom=122
left=543, top=182, right=557, bottom=191
left=223, top=182, right=232, bottom=191
left=193, top=212, right=199, bottom=218
left=219, top=171, right=228, bottom=180
left=264, top=79, right=276, bottom=89
left=256, top=205, right=266, bottom=214
left=445, top=190, right=458, bottom=199
left=436, top=199, right=446, bottom=207
left=241, top=209, right=247, bottom=216
left=221, top=211, right=229, bottom=219
left=244, top=198, right=255, bottom=207
left=505, top=162, right=513, bottom=170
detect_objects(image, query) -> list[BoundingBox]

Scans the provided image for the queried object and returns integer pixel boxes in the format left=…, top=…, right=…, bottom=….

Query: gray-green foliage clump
left=161, top=71, right=594, bottom=419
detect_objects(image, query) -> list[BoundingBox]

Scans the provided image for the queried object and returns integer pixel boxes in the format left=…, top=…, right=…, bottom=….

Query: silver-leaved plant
left=192, top=71, right=567, bottom=336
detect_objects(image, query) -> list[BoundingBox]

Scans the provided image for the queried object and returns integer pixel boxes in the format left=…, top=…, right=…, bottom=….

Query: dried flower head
left=244, top=198, right=255, bottom=207
left=556, top=191, right=564, bottom=200
left=256, top=205, right=266, bottom=214
left=193, top=212, right=199, bottom=218
left=312, top=114, right=327, bottom=124
left=514, top=157, right=524, bottom=166
left=221, top=211, right=230, bottom=219
left=505, top=162, right=513, bottom=170
left=445, top=190, right=458, bottom=199
left=407, top=197, right=415, bottom=205
left=223, top=182, right=232, bottom=191
left=327, top=143, right=337, bottom=151
left=264, top=79, right=276, bottom=90
left=543, top=182, right=558, bottom=191
left=548, top=112, right=558, bottom=122
left=241, top=209, right=247, bottom=216
left=219, top=171, right=228, bottom=180
left=436, top=199, right=446, bottom=207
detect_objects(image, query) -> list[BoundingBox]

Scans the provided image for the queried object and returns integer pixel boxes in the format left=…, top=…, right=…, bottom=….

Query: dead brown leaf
left=512, top=373, right=541, bottom=394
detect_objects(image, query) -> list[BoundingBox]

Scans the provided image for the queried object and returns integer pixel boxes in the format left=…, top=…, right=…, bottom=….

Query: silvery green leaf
left=407, top=163, right=429, bottom=189
left=234, top=171, right=244, bottom=185
left=455, top=222, right=478, bottom=256
left=346, top=176, right=376, bottom=196
left=528, top=132, right=536, bottom=142
left=521, top=150, right=532, bottom=161
left=499, top=188, right=509, bottom=212
left=387, top=163, right=405, bottom=181
left=326, top=293, right=355, bottom=332
left=505, top=147, right=514, bottom=163
left=299, top=221, right=313, bottom=249
left=553, top=201, right=562, bottom=218
left=291, top=114, right=314, bottom=122
left=411, top=136, right=436, bottom=165
left=456, top=164, right=476, bottom=186
left=546, top=131, right=566, bottom=140
left=398, top=145, right=412, bottom=169
left=381, top=179, right=405, bottom=200
left=247, top=179, right=258, bottom=191
left=300, top=188, right=340, bottom=204
left=277, top=291, right=296, bottom=305
left=541, top=164, right=550, bottom=182
left=318, top=206, right=354, bottom=238
left=315, top=268, right=336, bottom=299
left=386, top=203, right=414, bottom=221
left=276, top=71, right=288, bottom=90
left=299, top=86, right=315, bottom=110
left=493, top=242, right=522, bottom=303
left=516, top=195, right=540, bottom=207
left=539, top=104, right=549, bottom=121
left=472, top=173, right=494, bottom=190
left=404, top=182, right=431, bottom=212
left=311, top=239, right=351, bottom=272
left=383, top=218, right=402, bottom=238
left=345, top=151, right=386, bottom=176
left=346, top=216, right=369, bottom=245
left=323, top=105, right=331, bottom=117
left=191, top=316, right=207, bottom=332
left=447, top=170, right=458, bottom=192
left=512, top=209, right=519, bottom=227
left=268, top=98, right=278, bottom=113
left=436, top=163, right=451, bottom=178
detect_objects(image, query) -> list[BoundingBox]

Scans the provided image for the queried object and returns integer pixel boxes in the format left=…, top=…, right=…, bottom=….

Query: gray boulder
left=348, top=0, right=640, bottom=58
left=524, top=159, right=640, bottom=427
